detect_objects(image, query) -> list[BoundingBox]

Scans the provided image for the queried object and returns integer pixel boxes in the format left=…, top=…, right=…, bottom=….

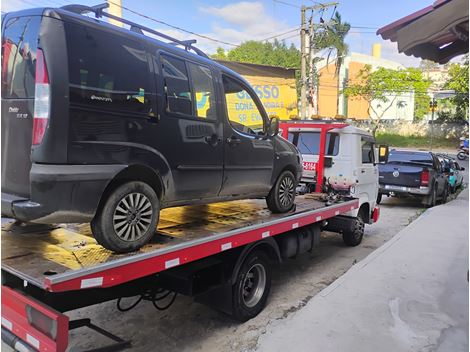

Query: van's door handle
left=205, top=134, right=222, bottom=147
left=226, top=136, right=241, bottom=146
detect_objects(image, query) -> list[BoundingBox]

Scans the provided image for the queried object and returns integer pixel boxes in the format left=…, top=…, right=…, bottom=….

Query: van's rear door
left=1, top=15, right=42, bottom=197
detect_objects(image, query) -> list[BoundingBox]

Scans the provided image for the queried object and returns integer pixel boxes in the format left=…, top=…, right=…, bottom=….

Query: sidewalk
left=257, top=190, right=469, bottom=352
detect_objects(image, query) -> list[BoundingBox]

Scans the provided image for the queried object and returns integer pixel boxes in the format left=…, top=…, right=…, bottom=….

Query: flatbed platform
left=2, top=196, right=358, bottom=293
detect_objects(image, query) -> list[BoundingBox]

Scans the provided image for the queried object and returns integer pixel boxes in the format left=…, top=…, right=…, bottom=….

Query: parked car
left=378, top=150, right=449, bottom=206
left=437, top=155, right=465, bottom=193
left=1, top=7, right=303, bottom=252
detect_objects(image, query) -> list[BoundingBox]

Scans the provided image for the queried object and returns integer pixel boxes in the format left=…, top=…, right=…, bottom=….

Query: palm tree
left=316, top=12, right=351, bottom=116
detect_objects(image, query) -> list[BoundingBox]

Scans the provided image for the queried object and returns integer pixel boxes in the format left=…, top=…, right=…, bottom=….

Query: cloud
left=2, top=0, right=31, bottom=13
left=196, top=1, right=293, bottom=53
left=380, top=40, right=421, bottom=67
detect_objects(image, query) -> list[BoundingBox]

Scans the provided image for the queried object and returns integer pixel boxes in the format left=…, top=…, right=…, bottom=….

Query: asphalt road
left=66, top=157, right=468, bottom=352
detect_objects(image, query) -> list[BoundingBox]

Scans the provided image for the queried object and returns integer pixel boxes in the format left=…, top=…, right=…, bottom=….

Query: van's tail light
left=32, top=48, right=50, bottom=145
left=421, top=169, right=429, bottom=186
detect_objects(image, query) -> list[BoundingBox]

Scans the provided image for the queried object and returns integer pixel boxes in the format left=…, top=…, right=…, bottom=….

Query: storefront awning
left=377, top=0, right=468, bottom=63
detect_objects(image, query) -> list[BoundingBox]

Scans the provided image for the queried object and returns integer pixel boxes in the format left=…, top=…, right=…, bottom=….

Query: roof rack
left=60, top=3, right=209, bottom=59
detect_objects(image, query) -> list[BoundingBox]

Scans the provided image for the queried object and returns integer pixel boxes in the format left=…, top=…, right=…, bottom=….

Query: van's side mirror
left=378, top=145, right=389, bottom=164
left=268, top=117, right=280, bottom=137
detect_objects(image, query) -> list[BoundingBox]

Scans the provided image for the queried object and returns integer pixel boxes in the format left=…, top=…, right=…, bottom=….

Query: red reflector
left=421, top=169, right=429, bottom=186
left=32, top=118, right=49, bottom=145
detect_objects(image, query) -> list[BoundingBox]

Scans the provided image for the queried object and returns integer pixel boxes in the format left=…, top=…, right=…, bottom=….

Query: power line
left=107, top=0, right=238, bottom=47
left=272, top=0, right=301, bottom=9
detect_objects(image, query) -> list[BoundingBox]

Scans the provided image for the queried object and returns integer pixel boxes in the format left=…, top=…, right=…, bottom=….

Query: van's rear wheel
left=92, top=181, right=159, bottom=253
left=266, top=170, right=296, bottom=213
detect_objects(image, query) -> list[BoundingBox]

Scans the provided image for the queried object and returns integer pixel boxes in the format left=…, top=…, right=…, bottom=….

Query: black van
left=1, top=4, right=302, bottom=252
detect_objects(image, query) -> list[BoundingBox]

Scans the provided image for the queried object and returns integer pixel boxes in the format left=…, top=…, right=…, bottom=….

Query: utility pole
left=299, top=2, right=338, bottom=120
left=300, top=5, right=307, bottom=119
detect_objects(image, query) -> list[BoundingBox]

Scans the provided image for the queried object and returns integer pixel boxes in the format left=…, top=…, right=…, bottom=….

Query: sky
left=1, top=0, right=456, bottom=67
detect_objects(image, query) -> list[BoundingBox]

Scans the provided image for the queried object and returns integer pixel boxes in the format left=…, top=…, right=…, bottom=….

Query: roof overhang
left=377, top=0, right=469, bottom=64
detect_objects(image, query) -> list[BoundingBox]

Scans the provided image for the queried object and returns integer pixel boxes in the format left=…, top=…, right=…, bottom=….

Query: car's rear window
left=288, top=132, right=339, bottom=156
left=65, top=22, right=152, bottom=114
left=388, top=152, right=433, bottom=164
left=1, top=15, right=41, bottom=99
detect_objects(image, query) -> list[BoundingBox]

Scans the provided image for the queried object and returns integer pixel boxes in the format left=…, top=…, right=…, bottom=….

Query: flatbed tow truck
left=1, top=123, right=380, bottom=352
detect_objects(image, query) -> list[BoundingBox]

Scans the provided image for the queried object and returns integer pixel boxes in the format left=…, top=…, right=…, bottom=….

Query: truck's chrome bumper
left=380, top=185, right=430, bottom=195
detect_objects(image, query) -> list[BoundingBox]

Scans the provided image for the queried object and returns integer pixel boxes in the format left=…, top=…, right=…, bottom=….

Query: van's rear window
left=65, top=22, right=152, bottom=114
left=1, top=16, right=41, bottom=99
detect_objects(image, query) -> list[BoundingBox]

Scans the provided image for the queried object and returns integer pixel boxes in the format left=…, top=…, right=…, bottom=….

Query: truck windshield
left=288, top=132, right=339, bottom=156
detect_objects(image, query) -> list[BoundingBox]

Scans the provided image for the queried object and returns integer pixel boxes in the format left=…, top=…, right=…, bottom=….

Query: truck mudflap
left=372, top=205, right=380, bottom=223
left=1, top=285, right=69, bottom=352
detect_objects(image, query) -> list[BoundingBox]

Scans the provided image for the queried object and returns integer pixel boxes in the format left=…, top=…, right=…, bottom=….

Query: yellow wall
left=317, top=61, right=370, bottom=120
left=317, top=63, right=338, bottom=117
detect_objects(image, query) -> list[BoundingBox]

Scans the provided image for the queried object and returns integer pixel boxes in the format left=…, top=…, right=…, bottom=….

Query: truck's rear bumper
left=379, top=184, right=430, bottom=196
left=2, top=163, right=127, bottom=223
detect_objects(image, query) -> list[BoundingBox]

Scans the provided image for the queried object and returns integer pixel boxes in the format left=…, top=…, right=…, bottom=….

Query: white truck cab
left=280, top=122, right=387, bottom=244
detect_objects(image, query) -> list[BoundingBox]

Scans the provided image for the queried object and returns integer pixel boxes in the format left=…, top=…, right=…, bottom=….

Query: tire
left=266, top=170, right=296, bottom=213
left=232, top=251, right=272, bottom=322
left=376, top=193, right=382, bottom=205
left=91, top=181, right=159, bottom=253
left=441, top=183, right=449, bottom=204
left=425, top=186, right=437, bottom=208
left=457, top=151, right=466, bottom=160
left=342, top=212, right=365, bottom=247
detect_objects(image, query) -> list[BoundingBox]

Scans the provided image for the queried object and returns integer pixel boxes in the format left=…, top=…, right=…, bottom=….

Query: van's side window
left=188, top=63, right=216, bottom=119
left=222, top=76, right=265, bottom=135
left=361, top=139, right=375, bottom=164
left=288, top=132, right=339, bottom=156
left=65, top=23, right=151, bottom=114
left=162, top=55, right=192, bottom=116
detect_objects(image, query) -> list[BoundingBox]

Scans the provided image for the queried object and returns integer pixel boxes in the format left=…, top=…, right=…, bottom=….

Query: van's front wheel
left=266, top=170, right=296, bottom=213
left=91, top=181, right=159, bottom=253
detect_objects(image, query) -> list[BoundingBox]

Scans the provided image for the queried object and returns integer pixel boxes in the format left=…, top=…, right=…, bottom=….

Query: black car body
left=1, top=6, right=302, bottom=251
left=378, top=150, right=449, bottom=206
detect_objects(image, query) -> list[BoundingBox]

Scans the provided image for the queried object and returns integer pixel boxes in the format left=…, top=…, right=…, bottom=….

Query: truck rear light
left=26, top=305, right=57, bottom=340
left=32, top=48, right=50, bottom=145
left=421, top=169, right=429, bottom=186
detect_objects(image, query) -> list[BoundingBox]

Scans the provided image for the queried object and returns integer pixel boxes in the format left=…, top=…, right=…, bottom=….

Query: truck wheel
left=342, top=212, right=364, bottom=246
left=441, top=183, right=449, bottom=204
left=232, top=251, right=272, bottom=322
left=91, top=181, right=159, bottom=253
left=425, top=187, right=437, bottom=208
left=457, top=151, right=466, bottom=160
left=266, top=170, right=296, bottom=213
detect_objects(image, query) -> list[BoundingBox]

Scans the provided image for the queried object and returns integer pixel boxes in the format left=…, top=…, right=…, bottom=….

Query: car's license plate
left=385, top=185, right=407, bottom=191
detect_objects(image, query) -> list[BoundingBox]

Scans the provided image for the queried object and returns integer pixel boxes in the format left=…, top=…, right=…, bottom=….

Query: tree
left=314, top=12, right=351, bottom=116
left=343, top=65, right=431, bottom=136
left=443, top=55, right=469, bottom=121
left=211, top=40, right=301, bottom=69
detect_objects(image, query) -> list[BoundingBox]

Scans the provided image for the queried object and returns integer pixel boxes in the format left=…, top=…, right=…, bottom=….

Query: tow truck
left=1, top=122, right=386, bottom=352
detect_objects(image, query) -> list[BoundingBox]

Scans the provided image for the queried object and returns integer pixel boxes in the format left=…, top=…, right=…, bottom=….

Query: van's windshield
left=1, top=15, right=42, bottom=99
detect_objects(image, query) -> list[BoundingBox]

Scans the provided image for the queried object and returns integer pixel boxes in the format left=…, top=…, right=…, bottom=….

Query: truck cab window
left=162, top=55, right=192, bottom=115
left=222, top=75, right=265, bottom=136
left=361, top=139, right=375, bottom=164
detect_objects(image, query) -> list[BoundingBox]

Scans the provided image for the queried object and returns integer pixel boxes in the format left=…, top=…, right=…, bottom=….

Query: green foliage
left=375, top=133, right=457, bottom=149
left=443, top=55, right=469, bottom=120
left=211, top=39, right=300, bottom=69
left=343, top=66, right=431, bottom=135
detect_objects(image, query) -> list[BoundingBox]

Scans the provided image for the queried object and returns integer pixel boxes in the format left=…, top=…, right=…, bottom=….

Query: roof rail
left=60, top=3, right=209, bottom=59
